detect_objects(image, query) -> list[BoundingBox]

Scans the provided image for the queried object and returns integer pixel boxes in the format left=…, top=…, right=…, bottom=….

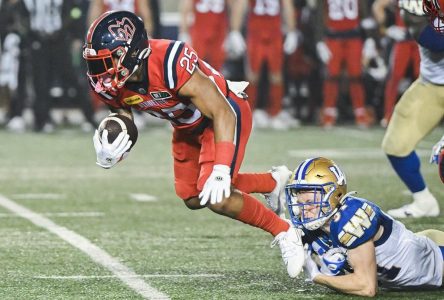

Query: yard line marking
left=12, top=193, right=65, bottom=200
left=0, top=212, right=104, bottom=218
left=35, top=274, right=224, bottom=279
left=129, top=194, right=158, bottom=202
left=0, top=194, right=169, bottom=300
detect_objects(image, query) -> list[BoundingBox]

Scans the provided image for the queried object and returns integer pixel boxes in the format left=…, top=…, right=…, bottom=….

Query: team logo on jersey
left=108, top=17, right=136, bottom=41
left=123, top=95, right=144, bottom=105
left=150, top=91, right=172, bottom=100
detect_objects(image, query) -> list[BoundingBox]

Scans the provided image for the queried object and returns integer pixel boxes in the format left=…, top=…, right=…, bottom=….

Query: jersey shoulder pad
left=398, top=0, right=427, bottom=16
left=330, top=197, right=379, bottom=249
left=162, top=40, right=199, bottom=91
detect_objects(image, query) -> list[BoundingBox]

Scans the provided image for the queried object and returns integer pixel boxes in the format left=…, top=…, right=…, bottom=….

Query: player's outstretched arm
left=313, top=241, right=378, bottom=297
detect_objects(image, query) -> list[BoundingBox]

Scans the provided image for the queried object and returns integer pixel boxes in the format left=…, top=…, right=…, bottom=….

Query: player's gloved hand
left=177, top=31, right=191, bottom=44
left=362, top=38, right=378, bottom=60
left=430, top=135, right=444, bottom=164
left=199, top=164, right=231, bottom=205
left=303, top=248, right=321, bottom=282
left=316, top=41, right=332, bottom=64
left=93, top=129, right=132, bottom=169
left=319, top=247, right=347, bottom=276
left=283, top=30, right=300, bottom=54
left=385, top=25, right=407, bottom=41
left=224, top=31, right=246, bottom=58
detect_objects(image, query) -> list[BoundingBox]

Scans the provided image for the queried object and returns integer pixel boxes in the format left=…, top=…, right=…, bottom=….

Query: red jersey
left=247, top=0, right=282, bottom=36
left=101, top=0, right=138, bottom=13
left=192, top=0, right=228, bottom=37
left=91, top=39, right=228, bottom=132
left=324, top=0, right=360, bottom=32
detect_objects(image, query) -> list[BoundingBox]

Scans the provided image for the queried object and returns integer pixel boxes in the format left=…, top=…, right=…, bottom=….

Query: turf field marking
left=35, top=274, right=223, bottom=279
left=0, top=212, right=104, bottom=218
left=0, top=194, right=169, bottom=300
left=130, top=193, right=158, bottom=202
left=12, top=193, right=65, bottom=200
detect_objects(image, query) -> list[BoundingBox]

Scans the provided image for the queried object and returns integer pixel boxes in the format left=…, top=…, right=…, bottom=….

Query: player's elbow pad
left=418, top=25, right=444, bottom=52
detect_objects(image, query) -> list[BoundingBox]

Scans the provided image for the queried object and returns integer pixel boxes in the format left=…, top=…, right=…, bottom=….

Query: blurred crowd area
left=0, top=0, right=420, bottom=133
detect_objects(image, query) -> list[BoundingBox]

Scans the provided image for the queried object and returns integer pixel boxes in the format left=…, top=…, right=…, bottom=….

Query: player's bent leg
left=208, top=190, right=305, bottom=277
left=382, top=80, right=441, bottom=218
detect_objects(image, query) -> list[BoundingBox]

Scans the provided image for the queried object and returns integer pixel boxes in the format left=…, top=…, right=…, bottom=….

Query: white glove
left=177, top=31, right=191, bottom=44
left=199, top=164, right=231, bottom=205
left=303, top=249, right=321, bottom=282
left=430, top=135, right=444, bottom=164
left=93, top=129, right=132, bottom=169
left=319, top=248, right=347, bottom=276
left=385, top=26, right=407, bottom=41
left=283, top=31, right=300, bottom=54
left=362, top=38, right=378, bottom=60
left=316, top=41, right=332, bottom=64
left=224, top=31, right=246, bottom=58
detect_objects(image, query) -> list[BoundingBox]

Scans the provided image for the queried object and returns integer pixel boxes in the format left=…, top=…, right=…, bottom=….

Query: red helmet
left=83, top=10, right=151, bottom=92
left=423, top=0, right=444, bottom=33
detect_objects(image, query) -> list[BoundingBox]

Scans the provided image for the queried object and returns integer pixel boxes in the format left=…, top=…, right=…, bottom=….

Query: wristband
left=215, top=141, right=235, bottom=167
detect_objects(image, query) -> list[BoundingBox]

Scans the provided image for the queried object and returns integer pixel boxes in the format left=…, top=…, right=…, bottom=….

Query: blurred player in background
left=373, top=0, right=420, bottom=127
left=284, top=157, right=444, bottom=296
left=382, top=0, right=443, bottom=218
left=0, top=0, right=29, bottom=132
left=315, top=0, right=372, bottom=129
left=179, top=0, right=230, bottom=71
left=226, top=0, right=300, bottom=130
left=88, top=0, right=153, bottom=35
left=83, top=10, right=305, bottom=278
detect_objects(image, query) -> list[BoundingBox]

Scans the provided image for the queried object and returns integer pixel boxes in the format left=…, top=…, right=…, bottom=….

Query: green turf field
left=1, top=125, right=443, bottom=299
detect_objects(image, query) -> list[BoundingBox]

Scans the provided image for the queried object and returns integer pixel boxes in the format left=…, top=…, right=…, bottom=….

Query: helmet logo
left=108, top=17, right=136, bottom=42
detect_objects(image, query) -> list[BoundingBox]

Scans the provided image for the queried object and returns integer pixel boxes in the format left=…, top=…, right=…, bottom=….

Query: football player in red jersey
left=227, top=0, right=299, bottom=130
left=179, top=0, right=229, bottom=71
left=83, top=10, right=305, bottom=277
left=315, top=0, right=371, bottom=128
left=88, top=0, right=153, bottom=35
left=373, top=0, right=420, bottom=127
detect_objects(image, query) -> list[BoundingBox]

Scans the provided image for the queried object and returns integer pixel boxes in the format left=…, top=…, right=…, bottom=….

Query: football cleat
left=387, top=202, right=440, bottom=218
left=264, top=166, right=292, bottom=217
left=387, top=189, right=440, bottom=218
left=271, top=223, right=305, bottom=278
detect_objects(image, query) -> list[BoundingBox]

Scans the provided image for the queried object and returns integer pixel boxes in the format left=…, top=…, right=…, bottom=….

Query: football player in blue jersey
left=379, top=0, right=444, bottom=218
left=284, top=157, right=444, bottom=296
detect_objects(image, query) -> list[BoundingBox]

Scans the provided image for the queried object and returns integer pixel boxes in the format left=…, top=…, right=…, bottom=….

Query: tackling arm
left=313, top=240, right=378, bottom=297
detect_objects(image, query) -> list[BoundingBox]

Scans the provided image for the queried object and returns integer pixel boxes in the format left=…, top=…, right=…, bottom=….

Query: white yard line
left=0, top=212, right=104, bottom=218
left=0, top=194, right=169, bottom=300
left=129, top=194, right=158, bottom=202
left=12, top=193, right=65, bottom=200
left=35, top=274, right=223, bottom=279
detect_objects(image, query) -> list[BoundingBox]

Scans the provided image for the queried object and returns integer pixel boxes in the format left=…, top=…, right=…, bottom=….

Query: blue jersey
left=303, top=196, right=443, bottom=288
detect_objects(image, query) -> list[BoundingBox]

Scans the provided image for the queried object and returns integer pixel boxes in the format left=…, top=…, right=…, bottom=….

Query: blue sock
left=387, top=152, right=426, bottom=193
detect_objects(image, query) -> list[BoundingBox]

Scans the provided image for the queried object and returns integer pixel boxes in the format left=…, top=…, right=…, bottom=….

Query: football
left=98, top=113, right=138, bottom=150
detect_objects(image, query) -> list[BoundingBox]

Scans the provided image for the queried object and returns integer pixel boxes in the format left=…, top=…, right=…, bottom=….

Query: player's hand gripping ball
left=98, top=113, right=138, bottom=150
